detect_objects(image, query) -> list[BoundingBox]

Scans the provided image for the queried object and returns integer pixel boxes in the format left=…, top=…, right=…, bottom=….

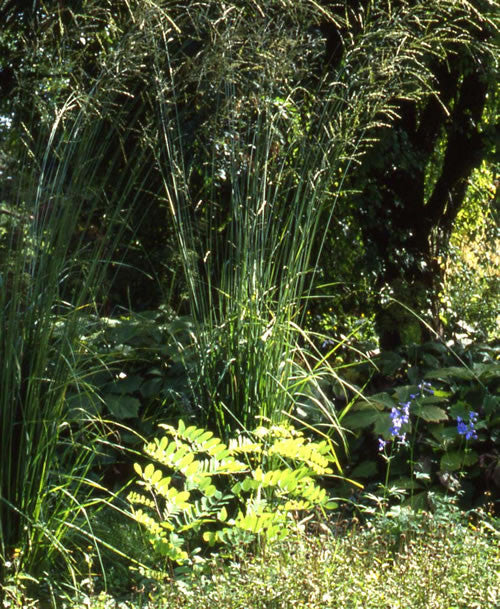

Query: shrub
left=127, top=420, right=338, bottom=577
left=340, top=341, right=499, bottom=508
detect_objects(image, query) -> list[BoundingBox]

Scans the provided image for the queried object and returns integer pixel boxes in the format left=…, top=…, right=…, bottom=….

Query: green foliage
left=65, top=309, right=193, bottom=424
left=314, top=3, right=497, bottom=347
left=127, top=420, right=337, bottom=572
left=1, top=0, right=498, bottom=600
left=440, top=161, right=499, bottom=341
left=340, top=341, right=499, bottom=507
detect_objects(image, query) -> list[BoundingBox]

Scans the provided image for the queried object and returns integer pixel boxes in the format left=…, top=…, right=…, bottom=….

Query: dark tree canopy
left=316, top=0, right=498, bottom=347
left=1, top=0, right=497, bottom=336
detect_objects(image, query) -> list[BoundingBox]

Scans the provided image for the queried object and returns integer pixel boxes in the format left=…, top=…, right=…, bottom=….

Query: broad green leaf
left=483, top=393, right=499, bottom=415
left=105, top=394, right=140, bottom=419
left=151, top=469, right=163, bottom=484
left=165, top=441, right=177, bottom=457
left=203, top=531, right=218, bottom=546
left=343, top=409, right=384, bottom=430
left=425, top=366, right=474, bottom=381
left=440, top=452, right=462, bottom=472
left=430, top=425, right=457, bottom=446
left=105, top=374, right=143, bottom=394
left=178, top=453, right=195, bottom=470
left=253, top=467, right=264, bottom=482
left=241, top=478, right=257, bottom=492
left=185, top=461, right=199, bottom=477
left=463, top=451, right=479, bottom=466
left=198, top=478, right=213, bottom=493
left=350, top=460, right=378, bottom=479
left=140, top=377, right=162, bottom=398
left=198, top=430, right=214, bottom=443
left=473, top=363, right=500, bottom=381
left=373, top=413, right=392, bottom=435
left=417, top=395, right=448, bottom=405
left=166, top=487, right=178, bottom=500
left=440, top=450, right=478, bottom=472
left=174, top=491, right=191, bottom=508
left=367, top=393, right=396, bottom=409
left=422, top=353, right=440, bottom=368
left=184, top=425, right=201, bottom=440
left=204, top=438, right=222, bottom=451
left=392, top=476, right=421, bottom=490
left=208, top=443, right=228, bottom=457
left=407, top=366, right=421, bottom=384
left=158, top=436, right=168, bottom=451
left=449, top=402, right=474, bottom=419
left=204, top=484, right=217, bottom=497
left=415, top=405, right=448, bottom=422
left=190, top=427, right=208, bottom=441
left=376, top=351, right=404, bottom=375
left=432, top=389, right=452, bottom=398
left=394, top=386, right=417, bottom=402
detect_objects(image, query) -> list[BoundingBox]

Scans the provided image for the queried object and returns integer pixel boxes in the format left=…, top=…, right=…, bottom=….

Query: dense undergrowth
left=119, top=514, right=498, bottom=609
left=5, top=502, right=498, bottom=608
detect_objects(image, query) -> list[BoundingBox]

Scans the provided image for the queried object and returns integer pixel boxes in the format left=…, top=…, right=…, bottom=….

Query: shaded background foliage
left=1, top=0, right=497, bottom=332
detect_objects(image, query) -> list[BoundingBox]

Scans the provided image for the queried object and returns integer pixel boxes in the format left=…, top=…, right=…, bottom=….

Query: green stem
left=409, top=413, right=421, bottom=510
left=382, top=447, right=393, bottom=514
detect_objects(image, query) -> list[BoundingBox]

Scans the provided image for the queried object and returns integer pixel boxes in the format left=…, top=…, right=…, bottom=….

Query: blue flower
left=379, top=380, right=434, bottom=453
left=389, top=403, right=410, bottom=440
left=456, top=416, right=468, bottom=435
left=418, top=381, right=434, bottom=395
left=389, top=407, right=404, bottom=437
left=378, top=437, right=388, bottom=452
left=456, top=413, right=478, bottom=441
left=400, top=401, right=410, bottom=424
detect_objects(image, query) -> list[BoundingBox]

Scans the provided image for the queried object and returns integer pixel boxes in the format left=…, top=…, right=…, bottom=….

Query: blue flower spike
left=378, top=380, right=435, bottom=453
left=457, top=412, right=478, bottom=441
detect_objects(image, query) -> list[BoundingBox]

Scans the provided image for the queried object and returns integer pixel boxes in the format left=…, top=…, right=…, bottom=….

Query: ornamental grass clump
left=138, top=0, right=480, bottom=438
left=0, top=74, right=154, bottom=588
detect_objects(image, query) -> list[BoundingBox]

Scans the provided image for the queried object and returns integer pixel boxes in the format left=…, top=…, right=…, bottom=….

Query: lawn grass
left=52, top=508, right=498, bottom=609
